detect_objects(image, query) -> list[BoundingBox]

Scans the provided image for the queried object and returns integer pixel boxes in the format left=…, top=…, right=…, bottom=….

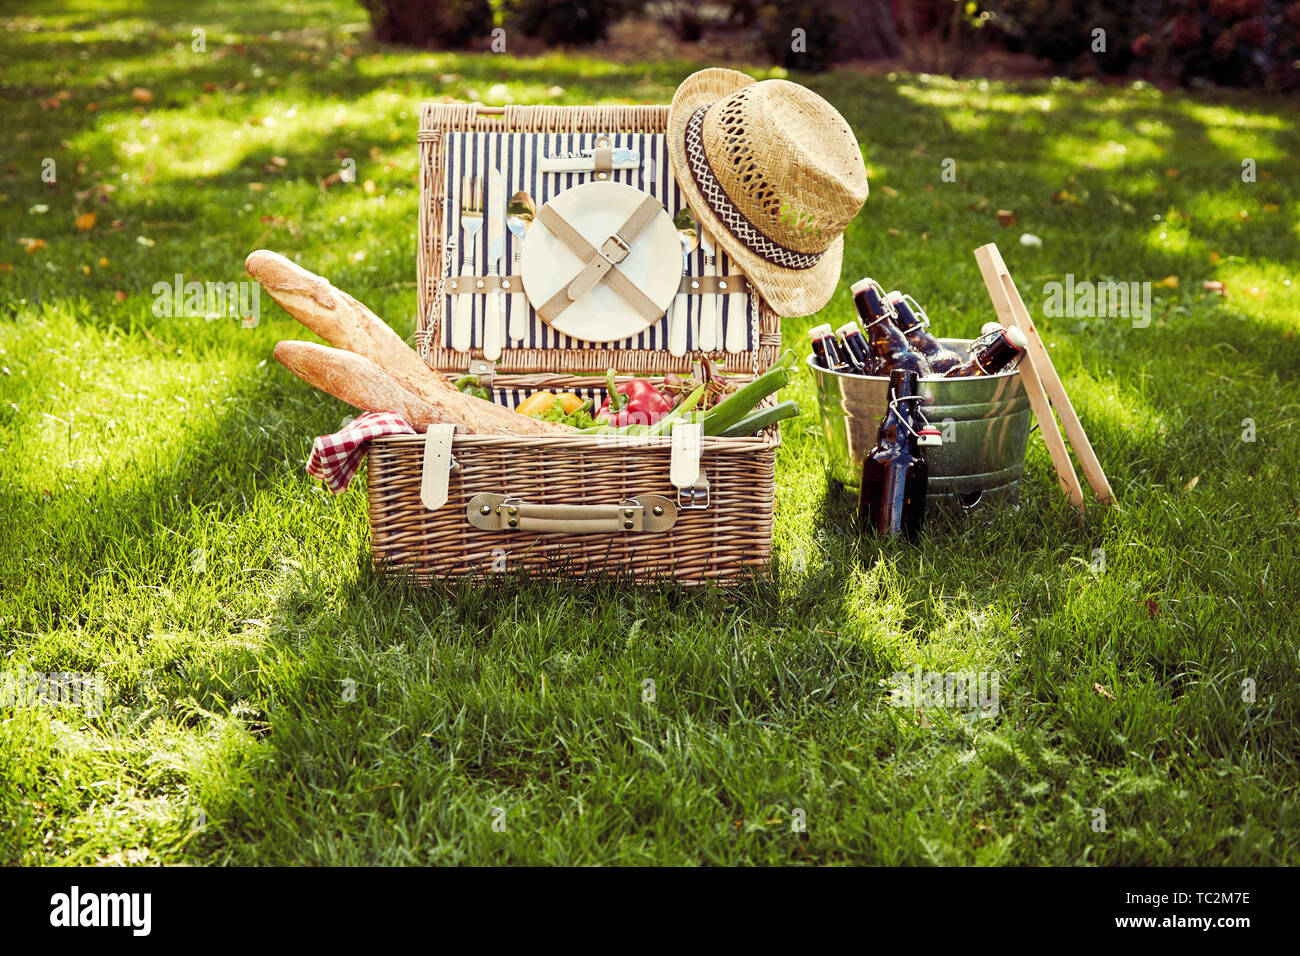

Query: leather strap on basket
left=535, top=196, right=663, bottom=324
left=466, top=493, right=678, bottom=533
left=420, top=424, right=458, bottom=511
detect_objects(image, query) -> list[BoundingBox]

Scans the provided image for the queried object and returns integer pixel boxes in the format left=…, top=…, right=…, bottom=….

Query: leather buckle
left=600, top=233, right=631, bottom=264
left=677, top=473, right=710, bottom=510
left=420, top=424, right=459, bottom=511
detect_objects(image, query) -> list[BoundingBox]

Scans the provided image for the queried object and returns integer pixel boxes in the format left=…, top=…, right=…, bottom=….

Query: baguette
left=274, top=340, right=446, bottom=427
left=273, top=341, right=567, bottom=436
left=246, top=249, right=452, bottom=396
left=248, top=250, right=566, bottom=435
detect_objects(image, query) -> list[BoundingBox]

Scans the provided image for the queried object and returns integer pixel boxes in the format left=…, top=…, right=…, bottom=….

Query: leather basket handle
left=466, top=494, right=677, bottom=533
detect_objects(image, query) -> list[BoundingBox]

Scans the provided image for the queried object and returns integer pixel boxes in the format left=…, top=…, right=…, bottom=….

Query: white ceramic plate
left=521, top=181, right=679, bottom=343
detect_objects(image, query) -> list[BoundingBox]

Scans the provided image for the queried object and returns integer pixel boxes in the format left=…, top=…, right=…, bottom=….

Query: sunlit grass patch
left=2, top=0, right=1299, bottom=866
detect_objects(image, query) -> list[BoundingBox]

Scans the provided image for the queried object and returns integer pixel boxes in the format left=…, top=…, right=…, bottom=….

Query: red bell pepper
left=597, top=369, right=674, bottom=427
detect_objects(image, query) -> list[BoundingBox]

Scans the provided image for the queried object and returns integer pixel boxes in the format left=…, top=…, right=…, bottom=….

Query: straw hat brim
left=667, top=68, right=846, bottom=318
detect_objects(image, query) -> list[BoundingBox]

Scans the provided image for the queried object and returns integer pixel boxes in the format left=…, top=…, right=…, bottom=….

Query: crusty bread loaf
left=247, top=249, right=452, bottom=396
left=273, top=341, right=567, bottom=436
left=248, top=250, right=566, bottom=435
left=274, top=341, right=445, bottom=426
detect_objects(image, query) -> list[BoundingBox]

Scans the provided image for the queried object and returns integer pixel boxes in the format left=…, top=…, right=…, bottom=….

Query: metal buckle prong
left=600, top=233, right=631, bottom=264
left=677, top=474, right=710, bottom=510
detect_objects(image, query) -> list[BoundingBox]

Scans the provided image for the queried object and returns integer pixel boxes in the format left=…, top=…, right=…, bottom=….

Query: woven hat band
left=683, top=105, right=822, bottom=272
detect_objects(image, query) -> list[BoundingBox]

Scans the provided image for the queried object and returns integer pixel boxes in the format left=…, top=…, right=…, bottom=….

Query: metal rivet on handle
left=480, top=504, right=491, bottom=515
left=652, top=506, right=663, bottom=517
left=476, top=279, right=485, bottom=288
left=502, top=280, right=510, bottom=290
left=507, top=506, right=518, bottom=515
left=691, top=280, right=699, bottom=290
left=719, top=281, right=728, bottom=291
left=508, top=518, right=518, bottom=528
left=623, top=521, right=633, bottom=530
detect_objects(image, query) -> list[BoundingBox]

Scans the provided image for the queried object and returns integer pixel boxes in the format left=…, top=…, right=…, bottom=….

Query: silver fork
left=451, top=176, right=483, bottom=352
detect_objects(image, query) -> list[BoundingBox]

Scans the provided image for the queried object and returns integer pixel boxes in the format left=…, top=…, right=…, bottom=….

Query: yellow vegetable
left=555, top=392, right=584, bottom=414
left=515, top=391, right=555, bottom=416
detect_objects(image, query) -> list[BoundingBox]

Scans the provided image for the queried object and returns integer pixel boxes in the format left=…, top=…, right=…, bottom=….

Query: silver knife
left=697, top=228, right=718, bottom=352
left=539, top=148, right=640, bottom=172
left=483, top=168, right=506, bottom=360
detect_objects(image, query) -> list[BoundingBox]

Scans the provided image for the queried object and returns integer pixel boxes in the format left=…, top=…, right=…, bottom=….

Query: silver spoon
left=506, top=190, right=536, bottom=343
left=669, top=208, right=700, bottom=357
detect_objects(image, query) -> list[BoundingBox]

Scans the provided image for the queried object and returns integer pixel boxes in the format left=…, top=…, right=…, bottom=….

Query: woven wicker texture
left=368, top=432, right=776, bottom=582
left=667, top=68, right=869, bottom=318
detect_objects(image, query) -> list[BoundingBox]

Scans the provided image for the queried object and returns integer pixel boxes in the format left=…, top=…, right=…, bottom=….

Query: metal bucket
left=808, top=339, right=1032, bottom=513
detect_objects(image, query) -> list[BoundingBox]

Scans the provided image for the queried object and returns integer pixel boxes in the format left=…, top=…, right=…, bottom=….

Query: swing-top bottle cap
left=809, top=323, right=835, bottom=339
left=835, top=321, right=861, bottom=338
left=886, top=290, right=905, bottom=302
left=981, top=321, right=1003, bottom=335
left=1003, top=325, right=1028, bottom=349
left=850, top=277, right=882, bottom=297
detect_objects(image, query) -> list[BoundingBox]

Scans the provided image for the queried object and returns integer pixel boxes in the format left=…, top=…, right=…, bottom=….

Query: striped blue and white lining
left=440, top=131, right=754, bottom=355
left=489, top=385, right=605, bottom=412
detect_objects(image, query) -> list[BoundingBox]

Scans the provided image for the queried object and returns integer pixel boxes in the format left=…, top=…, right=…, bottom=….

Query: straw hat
left=667, top=68, right=868, bottom=317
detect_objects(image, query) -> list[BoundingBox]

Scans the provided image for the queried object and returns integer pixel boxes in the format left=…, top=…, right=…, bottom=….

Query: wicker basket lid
left=416, top=102, right=783, bottom=379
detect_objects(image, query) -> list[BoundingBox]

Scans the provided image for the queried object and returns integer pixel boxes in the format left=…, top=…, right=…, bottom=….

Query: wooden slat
left=974, top=244, right=1085, bottom=514
left=975, top=244, right=1113, bottom=507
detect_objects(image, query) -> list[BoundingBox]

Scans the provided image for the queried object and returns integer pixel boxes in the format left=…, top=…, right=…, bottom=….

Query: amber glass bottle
left=859, top=368, right=929, bottom=538
left=850, top=278, right=931, bottom=377
left=886, top=291, right=963, bottom=374
left=943, top=325, right=1028, bottom=378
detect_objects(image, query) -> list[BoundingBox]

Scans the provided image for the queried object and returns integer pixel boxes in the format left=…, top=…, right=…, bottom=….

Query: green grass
left=2, top=0, right=1299, bottom=866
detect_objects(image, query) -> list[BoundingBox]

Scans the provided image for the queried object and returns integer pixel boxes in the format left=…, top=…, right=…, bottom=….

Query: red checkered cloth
left=306, top=411, right=418, bottom=493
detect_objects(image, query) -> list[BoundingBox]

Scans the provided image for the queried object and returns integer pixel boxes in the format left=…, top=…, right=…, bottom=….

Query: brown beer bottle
left=836, top=321, right=879, bottom=376
left=859, top=368, right=929, bottom=538
left=886, top=291, right=964, bottom=374
left=850, top=278, right=931, bottom=377
left=809, top=323, right=854, bottom=373
left=944, top=325, right=1028, bottom=378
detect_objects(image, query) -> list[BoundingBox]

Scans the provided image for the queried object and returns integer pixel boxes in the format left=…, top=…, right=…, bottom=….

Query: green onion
left=717, top=400, right=800, bottom=437
left=698, top=349, right=797, bottom=436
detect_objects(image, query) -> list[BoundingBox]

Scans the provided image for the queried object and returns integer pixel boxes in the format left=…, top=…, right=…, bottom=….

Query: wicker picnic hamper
left=365, top=102, right=784, bottom=583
